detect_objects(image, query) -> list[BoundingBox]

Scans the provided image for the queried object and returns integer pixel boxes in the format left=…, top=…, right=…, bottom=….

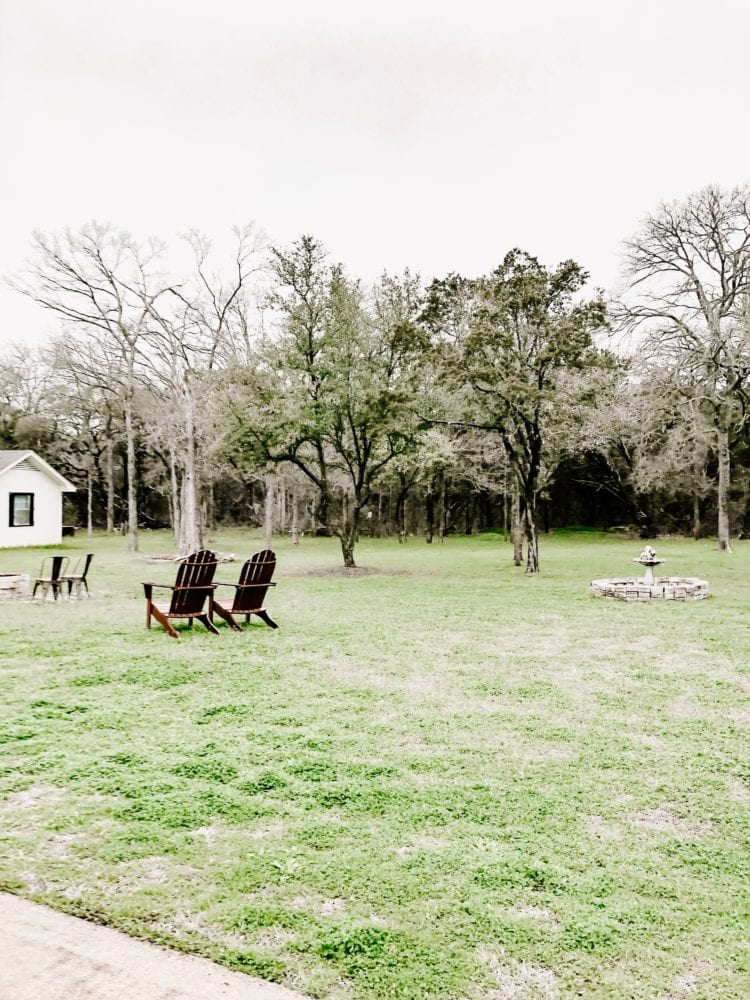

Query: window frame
left=9, top=492, right=34, bottom=528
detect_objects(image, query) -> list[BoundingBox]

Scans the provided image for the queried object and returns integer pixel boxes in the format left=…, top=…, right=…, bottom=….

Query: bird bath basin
left=591, top=546, right=709, bottom=601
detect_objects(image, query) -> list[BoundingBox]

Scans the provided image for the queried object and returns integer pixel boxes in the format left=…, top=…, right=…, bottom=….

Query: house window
left=9, top=493, right=34, bottom=527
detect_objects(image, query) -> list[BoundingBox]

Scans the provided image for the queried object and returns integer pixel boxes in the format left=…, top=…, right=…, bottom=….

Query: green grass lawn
left=1, top=529, right=748, bottom=999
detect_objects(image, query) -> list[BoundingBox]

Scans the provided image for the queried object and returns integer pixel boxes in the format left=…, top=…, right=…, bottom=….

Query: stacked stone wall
left=591, top=576, right=709, bottom=601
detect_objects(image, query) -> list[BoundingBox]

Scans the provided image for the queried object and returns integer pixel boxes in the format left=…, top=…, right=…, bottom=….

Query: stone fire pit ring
left=591, top=576, right=709, bottom=601
left=0, top=573, right=30, bottom=600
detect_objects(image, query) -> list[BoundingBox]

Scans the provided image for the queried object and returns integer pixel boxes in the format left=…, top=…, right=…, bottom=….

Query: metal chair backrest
left=169, top=550, right=218, bottom=615
left=78, top=553, right=94, bottom=582
left=231, top=549, right=276, bottom=613
left=39, top=555, right=69, bottom=582
left=68, top=553, right=94, bottom=581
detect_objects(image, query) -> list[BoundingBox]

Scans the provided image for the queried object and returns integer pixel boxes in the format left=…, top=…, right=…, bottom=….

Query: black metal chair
left=64, top=553, right=94, bottom=598
left=32, top=555, right=69, bottom=601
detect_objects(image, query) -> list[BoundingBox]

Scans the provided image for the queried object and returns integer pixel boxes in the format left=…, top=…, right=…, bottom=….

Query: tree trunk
left=396, top=477, right=408, bottom=543
left=104, top=437, right=115, bottom=533
left=291, top=487, right=300, bottom=545
left=278, top=485, right=286, bottom=536
left=180, top=392, right=201, bottom=555
left=124, top=388, right=138, bottom=552
left=523, top=497, right=540, bottom=574
left=264, top=474, right=274, bottom=549
left=206, top=477, right=216, bottom=532
left=464, top=495, right=473, bottom=535
left=177, top=475, right=188, bottom=554
left=339, top=500, right=361, bottom=568
left=437, top=472, right=446, bottom=544
left=309, top=494, right=316, bottom=533
left=692, top=494, right=701, bottom=540
left=169, top=450, right=181, bottom=549
left=425, top=480, right=435, bottom=543
left=86, top=466, right=94, bottom=536
left=717, top=426, right=732, bottom=552
left=511, top=486, right=522, bottom=566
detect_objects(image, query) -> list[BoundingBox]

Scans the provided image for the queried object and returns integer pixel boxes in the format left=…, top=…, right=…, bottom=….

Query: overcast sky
left=1, top=0, right=749, bottom=345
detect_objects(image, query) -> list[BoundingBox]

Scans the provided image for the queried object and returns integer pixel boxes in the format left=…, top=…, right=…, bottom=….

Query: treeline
left=2, top=185, right=750, bottom=571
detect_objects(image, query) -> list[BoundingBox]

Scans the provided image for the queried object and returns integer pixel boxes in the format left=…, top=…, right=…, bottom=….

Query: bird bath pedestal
left=591, top=546, right=709, bottom=602
left=633, top=545, right=663, bottom=585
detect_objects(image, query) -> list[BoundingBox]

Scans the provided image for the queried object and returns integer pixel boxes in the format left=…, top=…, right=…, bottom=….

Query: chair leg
left=256, top=609, right=279, bottom=629
left=211, top=603, right=242, bottom=632
left=196, top=614, right=220, bottom=636
left=150, top=606, right=180, bottom=639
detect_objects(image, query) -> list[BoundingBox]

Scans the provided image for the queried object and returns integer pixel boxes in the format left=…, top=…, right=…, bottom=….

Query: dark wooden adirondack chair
left=32, top=555, right=69, bottom=601
left=143, top=549, right=220, bottom=639
left=212, top=549, right=279, bottom=631
left=64, top=553, right=94, bottom=598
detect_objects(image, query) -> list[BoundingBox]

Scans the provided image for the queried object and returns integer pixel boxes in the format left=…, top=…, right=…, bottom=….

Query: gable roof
left=0, top=450, right=76, bottom=491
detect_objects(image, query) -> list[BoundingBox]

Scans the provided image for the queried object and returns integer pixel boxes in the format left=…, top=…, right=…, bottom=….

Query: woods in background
left=3, top=184, right=750, bottom=571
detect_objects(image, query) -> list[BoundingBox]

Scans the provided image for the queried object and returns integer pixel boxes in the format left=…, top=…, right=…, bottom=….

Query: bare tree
left=139, top=225, right=265, bottom=554
left=620, top=185, right=750, bottom=551
left=10, top=223, right=173, bottom=551
left=48, top=334, right=127, bottom=533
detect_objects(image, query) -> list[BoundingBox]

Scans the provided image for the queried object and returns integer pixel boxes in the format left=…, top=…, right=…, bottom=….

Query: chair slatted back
left=169, top=550, right=218, bottom=615
left=231, top=550, right=277, bottom=613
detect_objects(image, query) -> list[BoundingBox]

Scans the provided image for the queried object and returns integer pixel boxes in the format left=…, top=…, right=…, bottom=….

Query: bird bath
left=633, top=544, right=662, bottom=585
left=591, top=546, right=709, bottom=601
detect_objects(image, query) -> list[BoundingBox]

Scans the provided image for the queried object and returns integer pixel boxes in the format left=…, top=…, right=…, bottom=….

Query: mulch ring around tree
left=300, top=565, right=412, bottom=577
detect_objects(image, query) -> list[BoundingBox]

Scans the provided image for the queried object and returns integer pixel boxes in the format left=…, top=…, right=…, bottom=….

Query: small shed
left=0, top=450, right=76, bottom=548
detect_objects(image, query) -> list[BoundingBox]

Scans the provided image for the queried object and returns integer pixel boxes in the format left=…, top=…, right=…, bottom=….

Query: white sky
left=1, top=0, right=749, bottom=345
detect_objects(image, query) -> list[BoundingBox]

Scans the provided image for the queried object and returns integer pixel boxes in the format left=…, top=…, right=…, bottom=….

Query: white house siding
left=0, top=466, right=65, bottom=547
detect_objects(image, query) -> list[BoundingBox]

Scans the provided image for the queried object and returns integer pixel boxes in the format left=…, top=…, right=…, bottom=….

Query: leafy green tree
left=424, top=250, right=608, bottom=572
left=232, top=236, right=428, bottom=566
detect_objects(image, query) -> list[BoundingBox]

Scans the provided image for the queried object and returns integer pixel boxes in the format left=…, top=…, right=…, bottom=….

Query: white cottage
left=0, top=450, right=76, bottom=548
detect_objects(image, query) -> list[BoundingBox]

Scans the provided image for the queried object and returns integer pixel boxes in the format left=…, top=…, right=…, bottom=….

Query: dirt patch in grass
left=319, top=897, right=347, bottom=916
left=660, top=959, right=714, bottom=999
left=396, top=834, right=451, bottom=857
left=630, top=808, right=714, bottom=838
left=508, top=905, right=561, bottom=926
left=478, top=946, right=560, bottom=999
left=5, top=785, right=67, bottom=810
left=584, top=815, right=623, bottom=841
left=727, top=776, right=750, bottom=803
left=41, top=832, right=85, bottom=860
